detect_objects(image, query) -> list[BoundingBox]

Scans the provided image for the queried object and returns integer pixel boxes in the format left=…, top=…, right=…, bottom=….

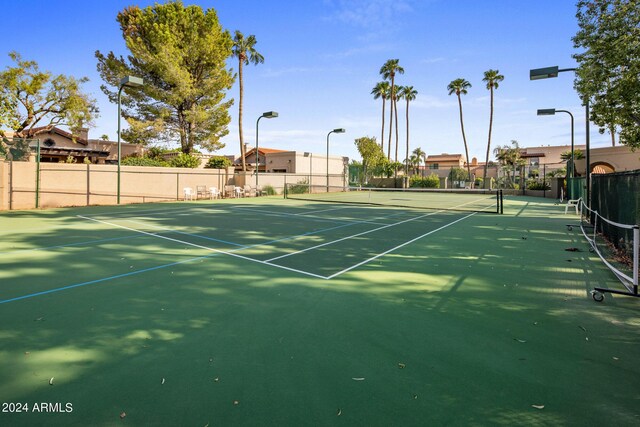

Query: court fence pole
left=35, top=139, right=40, bottom=208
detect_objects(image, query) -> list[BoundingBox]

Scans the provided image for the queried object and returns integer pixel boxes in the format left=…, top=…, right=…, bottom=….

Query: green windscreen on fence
left=590, top=170, right=640, bottom=261
left=285, top=185, right=503, bottom=214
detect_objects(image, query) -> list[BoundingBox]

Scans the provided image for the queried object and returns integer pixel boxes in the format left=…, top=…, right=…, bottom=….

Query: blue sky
left=1, top=0, right=607, bottom=162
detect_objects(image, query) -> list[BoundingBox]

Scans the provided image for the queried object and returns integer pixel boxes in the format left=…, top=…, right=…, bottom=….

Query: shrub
left=287, top=179, right=309, bottom=194
left=122, top=156, right=170, bottom=167
left=527, top=179, right=550, bottom=190
left=170, top=153, right=200, bottom=168
left=262, top=185, right=276, bottom=196
left=205, top=156, right=232, bottom=169
left=409, top=173, right=440, bottom=188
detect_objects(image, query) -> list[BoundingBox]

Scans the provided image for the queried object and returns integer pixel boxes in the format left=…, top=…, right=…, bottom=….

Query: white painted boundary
left=78, top=207, right=477, bottom=280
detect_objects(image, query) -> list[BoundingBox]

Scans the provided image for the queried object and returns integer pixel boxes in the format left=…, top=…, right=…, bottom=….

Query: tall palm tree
left=482, top=69, right=504, bottom=187
left=447, top=78, right=472, bottom=182
left=400, top=86, right=417, bottom=177
left=393, top=85, right=403, bottom=164
left=232, top=31, right=264, bottom=172
left=379, top=59, right=404, bottom=158
left=371, top=81, right=391, bottom=154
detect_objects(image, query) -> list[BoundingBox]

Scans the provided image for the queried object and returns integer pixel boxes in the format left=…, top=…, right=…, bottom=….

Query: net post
left=633, top=226, right=639, bottom=292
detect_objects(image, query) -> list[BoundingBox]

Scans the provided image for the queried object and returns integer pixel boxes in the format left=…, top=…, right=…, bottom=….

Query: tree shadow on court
left=1, top=199, right=640, bottom=426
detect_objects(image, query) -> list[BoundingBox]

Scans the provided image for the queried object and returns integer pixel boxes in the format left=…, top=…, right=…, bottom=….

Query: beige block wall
left=234, top=172, right=346, bottom=193
left=0, top=161, right=232, bottom=210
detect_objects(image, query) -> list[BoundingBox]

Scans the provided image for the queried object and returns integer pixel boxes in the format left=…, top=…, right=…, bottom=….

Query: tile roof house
left=14, top=126, right=143, bottom=163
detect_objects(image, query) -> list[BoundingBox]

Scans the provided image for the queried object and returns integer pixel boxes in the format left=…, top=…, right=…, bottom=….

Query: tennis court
left=1, top=194, right=639, bottom=426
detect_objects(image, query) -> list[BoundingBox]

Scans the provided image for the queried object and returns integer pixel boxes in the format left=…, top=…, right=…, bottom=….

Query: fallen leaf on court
left=34, top=317, right=44, bottom=321
left=514, top=339, right=527, bottom=343
left=213, top=377, right=219, bottom=382
left=585, top=337, right=589, bottom=341
left=233, top=400, right=239, bottom=405
left=352, top=378, right=365, bottom=381
left=531, top=405, right=545, bottom=409
left=398, top=363, right=406, bottom=369
left=579, top=325, right=587, bottom=332
left=337, top=409, right=342, bottom=416
left=120, top=412, right=126, bottom=419
left=612, top=357, right=619, bottom=360
left=413, top=394, right=418, bottom=400
left=49, top=377, right=54, bottom=385
left=161, top=378, right=165, bottom=385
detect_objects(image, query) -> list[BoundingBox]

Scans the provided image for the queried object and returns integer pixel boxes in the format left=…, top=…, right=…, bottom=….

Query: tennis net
left=285, top=185, right=503, bottom=214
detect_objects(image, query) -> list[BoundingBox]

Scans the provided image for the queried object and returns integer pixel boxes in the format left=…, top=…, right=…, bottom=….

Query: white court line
left=265, top=210, right=441, bottom=262
left=326, top=212, right=477, bottom=279
left=232, top=210, right=409, bottom=252
left=231, top=206, right=390, bottom=226
left=123, top=219, right=247, bottom=248
left=296, top=206, right=353, bottom=215
left=77, top=215, right=329, bottom=280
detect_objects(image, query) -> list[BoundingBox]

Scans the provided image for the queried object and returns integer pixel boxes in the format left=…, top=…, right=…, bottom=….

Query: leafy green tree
left=447, top=78, right=472, bottom=181
left=448, top=167, right=469, bottom=184
left=205, top=155, right=232, bottom=169
left=371, top=81, right=391, bottom=155
left=96, top=1, right=234, bottom=154
left=380, top=59, right=404, bottom=158
left=0, top=51, right=97, bottom=138
left=354, top=136, right=385, bottom=182
left=482, top=69, right=504, bottom=187
left=233, top=31, right=264, bottom=172
left=573, top=0, right=640, bottom=148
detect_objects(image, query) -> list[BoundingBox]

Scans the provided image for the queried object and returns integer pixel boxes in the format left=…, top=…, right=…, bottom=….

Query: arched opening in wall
left=591, top=162, right=615, bottom=174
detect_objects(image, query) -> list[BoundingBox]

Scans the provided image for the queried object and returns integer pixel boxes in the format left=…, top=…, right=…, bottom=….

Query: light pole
left=255, top=111, right=278, bottom=190
left=538, top=108, right=575, bottom=199
left=326, top=128, right=345, bottom=192
left=537, top=108, right=575, bottom=177
left=530, top=66, right=590, bottom=207
left=117, top=75, right=144, bottom=204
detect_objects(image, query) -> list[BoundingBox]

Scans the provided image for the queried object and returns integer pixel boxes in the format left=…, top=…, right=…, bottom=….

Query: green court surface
left=1, top=196, right=639, bottom=426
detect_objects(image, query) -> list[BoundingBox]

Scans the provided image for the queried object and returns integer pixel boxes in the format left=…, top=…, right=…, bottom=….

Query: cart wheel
left=591, top=290, right=604, bottom=302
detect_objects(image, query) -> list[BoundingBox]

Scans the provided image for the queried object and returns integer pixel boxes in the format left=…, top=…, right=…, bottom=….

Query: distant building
left=238, top=146, right=347, bottom=175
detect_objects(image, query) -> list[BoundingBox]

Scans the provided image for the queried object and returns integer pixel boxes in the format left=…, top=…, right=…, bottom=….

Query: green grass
left=0, top=196, right=638, bottom=426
